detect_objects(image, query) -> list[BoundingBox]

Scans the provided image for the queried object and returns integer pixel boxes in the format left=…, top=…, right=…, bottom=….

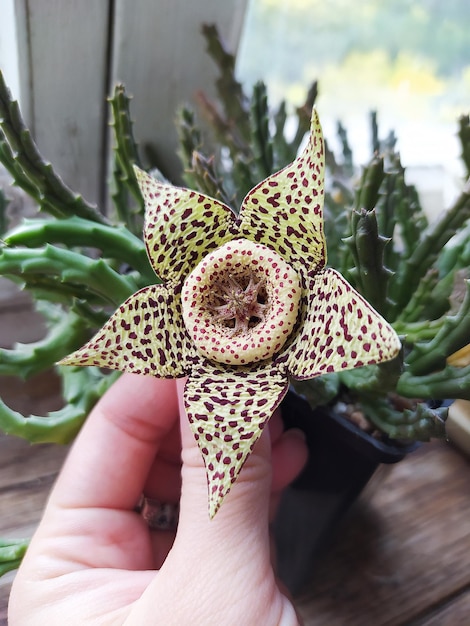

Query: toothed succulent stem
left=0, top=245, right=139, bottom=306
left=355, top=155, right=385, bottom=213
left=0, top=538, right=29, bottom=576
left=406, top=280, right=470, bottom=376
left=388, top=179, right=470, bottom=318
left=0, top=187, right=8, bottom=236
left=398, top=364, right=470, bottom=400
left=250, top=81, right=274, bottom=179
left=201, top=23, right=251, bottom=145
left=177, top=107, right=204, bottom=186
left=0, top=71, right=107, bottom=224
left=0, top=308, right=89, bottom=378
left=359, top=396, right=447, bottom=441
left=0, top=366, right=119, bottom=444
left=190, top=151, right=234, bottom=209
left=458, top=114, right=470, bottom=178
left=291, top=374, right=340, bottom=410
left=337, top=121, right=353, bottom=176
left=4, top=216, right=155, bottom=284
left=109, top=84, right=145, bottom=233
left=338, top=351, right=403, bottom=396
left=345, top=208, right=392, bottom=316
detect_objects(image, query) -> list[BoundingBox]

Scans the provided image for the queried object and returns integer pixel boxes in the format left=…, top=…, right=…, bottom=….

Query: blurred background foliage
left=237, top=0, right=470, bottom=190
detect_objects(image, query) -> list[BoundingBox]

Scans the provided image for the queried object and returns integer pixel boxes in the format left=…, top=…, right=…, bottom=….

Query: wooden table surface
left=1, top=372, right=469, bottom=626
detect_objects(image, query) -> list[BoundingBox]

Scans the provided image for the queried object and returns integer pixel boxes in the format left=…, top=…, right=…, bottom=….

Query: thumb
left=171, top=378, right=273, bottom=569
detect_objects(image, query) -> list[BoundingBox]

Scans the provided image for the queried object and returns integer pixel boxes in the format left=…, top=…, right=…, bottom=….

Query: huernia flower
left=61, top=110, right=401, bottom=517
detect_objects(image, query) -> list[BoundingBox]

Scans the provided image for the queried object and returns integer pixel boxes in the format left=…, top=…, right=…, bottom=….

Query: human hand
left=9, top=373, right=308, bottom=625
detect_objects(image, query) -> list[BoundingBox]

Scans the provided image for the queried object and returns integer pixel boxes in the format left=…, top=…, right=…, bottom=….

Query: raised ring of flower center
left=181, top=238, right=301, bottom=365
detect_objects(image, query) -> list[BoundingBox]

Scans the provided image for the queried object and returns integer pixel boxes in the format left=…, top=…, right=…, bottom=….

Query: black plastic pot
left=275, top=390, right=418, bottom=594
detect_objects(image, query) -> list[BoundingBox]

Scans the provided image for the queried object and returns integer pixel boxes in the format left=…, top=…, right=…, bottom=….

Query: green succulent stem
left=0, top=308, right=89, bottom=378
left=336, top=121, right=353, bottom=176
left=190, top=151, right=234, bottom=209
left=0, top=538, right=29, bottom=576
left=355, top=155, right=385, bottom=213
left=406, top=280, right=470, bottom=375
left=177, top=107, right=204, bottom=189
left=201, top=23, right=251, bottom=145
left=338, top=352, right=403, bottom=396
left=392, top=318, right=444, bottom=343
left=360, top=396, right=447, bottom=441
left=0, top=245, right=139, bottom=306
left=250, top=82, right=274, bottom=179
left=397, top=364, right=470, bottom=400
left=291, top=373, right=340, bottom=410
left=109, top=84, right=145, bottom=233
left=4, top=216, right=154, bottom=283
left=388, top=179, right=470, bottom=317
left=394, top=269, right=441, bottom=324
left=0, top=367, right=119, bottom=444
left=458, top=114, right=470, bottom=178
left=344, top=208, right=392, bottom=316
left=0, top=71, right=108, bottom=225
left=0, top=187, right=8, bottom=236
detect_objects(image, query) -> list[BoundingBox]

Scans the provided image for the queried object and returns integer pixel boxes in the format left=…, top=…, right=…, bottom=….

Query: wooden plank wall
left=3, top=0, right=111, bottom=207
left=1, top=0, right=249, bottom=207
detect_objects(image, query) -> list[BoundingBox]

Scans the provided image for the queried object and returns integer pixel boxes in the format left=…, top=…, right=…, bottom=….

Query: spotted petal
left=134, top=167, right=236, bottom=284
left=237, top=109, right=326, bottom=277
left=60, top=285, right=195, bottom=377
left=183, top=360, right=289, bottom=517
left=280, top=268, right=401, bottom=379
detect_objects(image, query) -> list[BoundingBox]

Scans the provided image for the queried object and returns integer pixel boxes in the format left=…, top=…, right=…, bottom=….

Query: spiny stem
left=458, top=114, right=470, bottom=177
left=0, top=245, right=139, bottom=305
left=344, top=208, right=392, bottom=316
left=0, top=187, right=8, bottom=236
left=406, top=280, right=470, bottom=376
left=0, top=367, right=119, bottom=444
left=201, top=23, right=251, bottom=145
left=250, top=82, right=274, bottom=179
left=109, top=84, right=144, bottom=232
left=191, top=151, right=234, bottom=209
left=388, top=179, right=470, bottom=317
left=359, top=396, right=447, bottom=440
left=0, top=308, right=89, bottom=378
left=0, top=70, right=108, bottom=224
left=5, top=216, right=154, bottom=282
left=397, top=364, right=470, bottom=401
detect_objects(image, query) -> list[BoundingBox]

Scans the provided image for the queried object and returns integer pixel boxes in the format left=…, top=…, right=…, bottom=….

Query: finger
left=172, top=378, right=273, bottom=569
left=49, top=373, right=179, bottom=511
left=269, top=427, right=308, bottom=521
left=269, top=407, right=284, bottom=444
left=142, top=417, right=182, bottom=502
left=271, top=428, right=308, bottom=494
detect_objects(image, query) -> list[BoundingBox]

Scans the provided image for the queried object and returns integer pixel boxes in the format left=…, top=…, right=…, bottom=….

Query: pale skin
left=9, top=373, right=308, bottom=625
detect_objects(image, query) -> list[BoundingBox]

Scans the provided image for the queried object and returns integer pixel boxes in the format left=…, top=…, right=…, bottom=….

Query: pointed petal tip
left=208, top=495, right=222, bottom=520
left=57, top=347, right=100, bottom=370
left=207, top=480, right=232, bottom=519
left=57, top=350, right=82, bottom=367
left=311, top=106, right=320, bottom=124
left=133, top=164, right=149, bottom=190
left=132, top=163, right=142, bottom=177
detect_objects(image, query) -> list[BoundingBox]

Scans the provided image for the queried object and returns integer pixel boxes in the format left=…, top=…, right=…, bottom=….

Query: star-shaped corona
left=61, top=110, right=401, bottom=517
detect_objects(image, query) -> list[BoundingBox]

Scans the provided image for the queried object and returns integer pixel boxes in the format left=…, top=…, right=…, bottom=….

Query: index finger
left=49, top=373, right=179, bottom=511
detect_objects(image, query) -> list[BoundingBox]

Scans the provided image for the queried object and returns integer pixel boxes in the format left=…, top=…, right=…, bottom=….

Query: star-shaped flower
left=61, top=110, right=401, bottom=517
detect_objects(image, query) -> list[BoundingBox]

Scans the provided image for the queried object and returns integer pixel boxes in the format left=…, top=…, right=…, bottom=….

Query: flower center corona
left=181, top=239, right=302, bottom=365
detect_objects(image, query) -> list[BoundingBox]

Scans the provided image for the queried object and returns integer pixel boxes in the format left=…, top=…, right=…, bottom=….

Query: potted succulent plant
left=1, top=26, right=469, bottom=586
